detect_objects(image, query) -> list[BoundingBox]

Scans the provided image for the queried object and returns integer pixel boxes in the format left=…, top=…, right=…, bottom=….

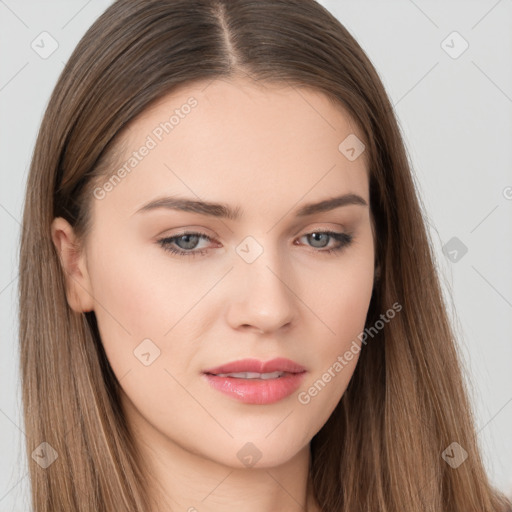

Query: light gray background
left=1, top=0, right=511, bottom=509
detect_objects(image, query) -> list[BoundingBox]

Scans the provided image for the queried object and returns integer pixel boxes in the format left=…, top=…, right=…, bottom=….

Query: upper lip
left=203, top=358, right=306, bottom=375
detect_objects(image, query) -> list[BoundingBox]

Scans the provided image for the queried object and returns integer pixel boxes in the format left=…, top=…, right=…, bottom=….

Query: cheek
left=295, top=280, right=371, bottom=442
left=295, top=239, right=374, bottom=429
left=87, top=233, right=210, bottom=340
left=85, top=240, right=206, bottom=436
left=84, top=234, right=179, bottom=378
left=85, top=231, right=230, bottom=411
left=309, top=233, right=375, bottom=350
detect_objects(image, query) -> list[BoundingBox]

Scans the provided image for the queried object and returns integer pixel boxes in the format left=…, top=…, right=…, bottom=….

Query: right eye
left=157, top=231, right=214, bottom=257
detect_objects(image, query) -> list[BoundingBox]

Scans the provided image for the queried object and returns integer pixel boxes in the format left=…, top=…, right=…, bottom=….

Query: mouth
left=209, top=371, right=290, bottom=379
left=202, top=358, right=306, bottom=405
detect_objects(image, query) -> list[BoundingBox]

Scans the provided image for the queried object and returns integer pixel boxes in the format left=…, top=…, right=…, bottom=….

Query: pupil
left=179, top=234, right=198, bottom=249
left=310, top=233, right=328, bottom=248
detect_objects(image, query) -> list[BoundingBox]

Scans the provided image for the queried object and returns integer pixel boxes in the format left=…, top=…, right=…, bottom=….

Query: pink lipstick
left=202, top=357, right=306, bottom=405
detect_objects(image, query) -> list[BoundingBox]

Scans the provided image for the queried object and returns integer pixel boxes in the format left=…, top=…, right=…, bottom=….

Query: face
left=54, top=75, right=375, bottom=470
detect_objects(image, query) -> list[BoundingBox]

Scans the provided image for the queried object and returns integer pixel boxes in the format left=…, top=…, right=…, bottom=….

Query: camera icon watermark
left=32, top=442, right=58, bottom=468
left=338, top=134, right=365, bottom=161
left=441, top=31, right=469, bottom=59
left=134, top=338, right=161, bottom=366
left=235, top=236, right=264, bottom=264
left=31, top=31, right=59, bottom=59
left=442, top=236, right=468, bottom=263
left=441, top=442, right=468, bottom=468
left=236, top=442, right=262, bottom=467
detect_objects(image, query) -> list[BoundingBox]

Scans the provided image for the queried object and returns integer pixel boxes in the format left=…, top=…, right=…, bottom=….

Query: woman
left=18, top=0, right=511, bottom=510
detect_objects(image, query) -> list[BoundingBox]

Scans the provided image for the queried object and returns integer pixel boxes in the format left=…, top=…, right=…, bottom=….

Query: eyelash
left=157, top=230, right=354, bottom=258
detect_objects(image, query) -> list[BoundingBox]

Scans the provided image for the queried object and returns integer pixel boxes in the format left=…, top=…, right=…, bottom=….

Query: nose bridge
left=230, top=233, right=296, bottom=331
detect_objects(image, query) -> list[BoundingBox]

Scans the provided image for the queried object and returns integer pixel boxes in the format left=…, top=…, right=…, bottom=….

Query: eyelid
left=291, top=222, right=348, bottom=237
left=158, top=223, right=348, bottom=242
left=155, top=225, right=216, bottom=239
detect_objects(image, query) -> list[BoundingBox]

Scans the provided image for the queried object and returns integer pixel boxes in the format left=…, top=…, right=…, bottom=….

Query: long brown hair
left=18, top=0, right=511, bottom=510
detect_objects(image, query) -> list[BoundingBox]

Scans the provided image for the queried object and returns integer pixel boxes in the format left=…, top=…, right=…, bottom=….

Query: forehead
left=95, top=76, right=369, bottom=220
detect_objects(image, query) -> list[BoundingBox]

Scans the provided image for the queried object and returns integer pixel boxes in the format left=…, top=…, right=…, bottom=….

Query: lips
left=203, top=357, right=306, bottom=376
left=202, top=358, right=307, bottom=404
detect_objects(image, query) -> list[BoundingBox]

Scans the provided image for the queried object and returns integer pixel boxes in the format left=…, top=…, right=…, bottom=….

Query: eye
left=157, top=231, right=213, bottom=257
left=157, top=230, right=354, bottom=257
left=295, top=230, right=353, bottom=255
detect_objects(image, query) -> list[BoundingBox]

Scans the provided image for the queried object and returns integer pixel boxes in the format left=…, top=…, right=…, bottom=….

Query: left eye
left=157, top=230, right=353, bottom=257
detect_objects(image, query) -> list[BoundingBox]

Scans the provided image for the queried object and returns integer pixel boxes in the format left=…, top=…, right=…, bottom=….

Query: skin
left=52, top=74, right=375, bottom=512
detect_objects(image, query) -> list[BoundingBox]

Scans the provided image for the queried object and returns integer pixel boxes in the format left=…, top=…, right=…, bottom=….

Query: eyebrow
left=134, top=193, right=368, bottom=220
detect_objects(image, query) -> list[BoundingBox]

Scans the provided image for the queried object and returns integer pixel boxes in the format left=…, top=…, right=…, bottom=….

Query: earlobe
left=50, top=217, right=94, bottom=313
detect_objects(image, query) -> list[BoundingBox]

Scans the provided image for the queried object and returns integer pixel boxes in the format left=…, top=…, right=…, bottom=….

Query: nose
left=226, top=243, right=296, bottom=334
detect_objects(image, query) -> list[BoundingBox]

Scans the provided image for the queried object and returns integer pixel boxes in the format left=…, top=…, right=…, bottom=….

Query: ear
left=51, top=217, right=94, bottom=313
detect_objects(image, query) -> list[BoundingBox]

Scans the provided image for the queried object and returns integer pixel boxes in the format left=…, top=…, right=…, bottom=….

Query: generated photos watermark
left=93, top=96, right=198, bottom=200
left=297, top=301, right=402, bottom=405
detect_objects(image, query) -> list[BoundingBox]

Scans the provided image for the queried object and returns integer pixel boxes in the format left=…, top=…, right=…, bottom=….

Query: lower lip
left=203, top=372, right=306, bottom=404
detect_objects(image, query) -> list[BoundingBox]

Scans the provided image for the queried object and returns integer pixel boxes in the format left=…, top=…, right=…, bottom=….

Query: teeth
left=216, top=371, right=285, bottom=379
